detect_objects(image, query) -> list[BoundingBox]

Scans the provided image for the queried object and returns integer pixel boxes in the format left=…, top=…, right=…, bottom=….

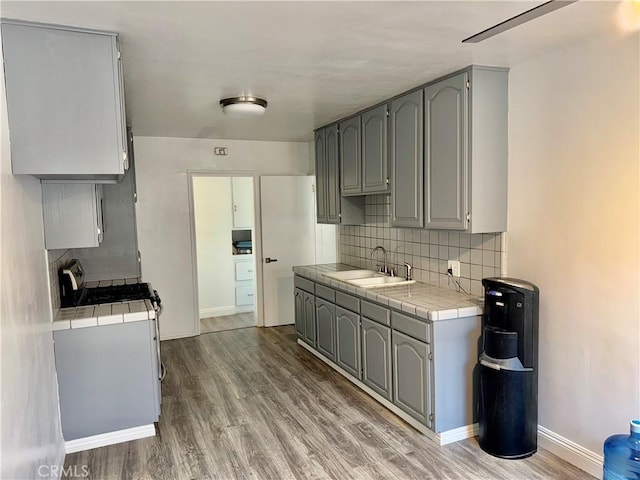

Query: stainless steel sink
left=322, top=269, right=415, bottom=288
left=347, top=276, right=415, bottom=288
left=322, top=270, right=379, bottom=281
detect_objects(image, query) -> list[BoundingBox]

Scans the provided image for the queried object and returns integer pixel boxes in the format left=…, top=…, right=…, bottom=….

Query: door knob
left=265, top=258, right=278, bottom=263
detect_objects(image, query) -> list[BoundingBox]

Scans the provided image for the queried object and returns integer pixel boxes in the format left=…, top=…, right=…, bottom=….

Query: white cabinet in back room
left=233, top=255, right=255, bottom=308
left=42, top=183, right=104, bottom=250
left=231, top=177, right=254, bottom=228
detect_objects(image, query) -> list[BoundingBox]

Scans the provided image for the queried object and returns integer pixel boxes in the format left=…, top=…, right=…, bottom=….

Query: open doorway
left=191, top=174, right=257, bottom=334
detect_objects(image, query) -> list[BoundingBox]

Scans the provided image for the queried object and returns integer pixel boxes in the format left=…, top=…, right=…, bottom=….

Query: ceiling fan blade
left=462, top=0, right=578, bottom=43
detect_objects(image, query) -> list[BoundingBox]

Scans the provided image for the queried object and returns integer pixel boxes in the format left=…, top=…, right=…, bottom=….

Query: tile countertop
left=293, top=263, right=484, bottom=321
left=53, top=300, right=156, bottom=331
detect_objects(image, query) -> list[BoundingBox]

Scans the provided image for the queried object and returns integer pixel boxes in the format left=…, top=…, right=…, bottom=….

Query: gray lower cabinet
left=361, top=317, right=392, bottom=401
left=42, top=183, right=104, bottom=249
left=53, top=321, right=158, bottom=440
left=315, top=298, right=336, bottom=361
left=392, top=330, right=432, bottom=427
left=335, top=306, right=361, bottom=379
left=294, top=288, right=305, bottom=338
left=1, top=20, right=128, bottom=181
left=303, top=291, right=316, bottom=347
left=390, top=89, right=424, bottom=228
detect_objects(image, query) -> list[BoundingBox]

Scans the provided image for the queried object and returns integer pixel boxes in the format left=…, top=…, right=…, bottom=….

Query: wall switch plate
left=448, top=260, right=461, bottom=277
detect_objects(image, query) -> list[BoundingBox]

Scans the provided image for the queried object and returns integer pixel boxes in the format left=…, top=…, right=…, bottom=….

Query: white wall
left=0, top=55, right=65, bottom=478
left=134, top=137, right=310, bottom=339
left=193, top=176, right=235, bottom=316
left=508, top=28, right=639, bottom=464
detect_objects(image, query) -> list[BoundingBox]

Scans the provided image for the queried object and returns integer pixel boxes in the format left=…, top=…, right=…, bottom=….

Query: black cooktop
left=73, top=283, right=156, bottom=307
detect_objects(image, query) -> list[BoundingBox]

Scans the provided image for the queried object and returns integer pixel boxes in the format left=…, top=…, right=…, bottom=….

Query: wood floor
left=63, top=326, right=593, bottom=480
left=200, top=312, right=255, bottom=334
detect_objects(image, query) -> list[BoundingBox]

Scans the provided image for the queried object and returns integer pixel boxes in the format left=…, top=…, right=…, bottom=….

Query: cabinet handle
left=234, top=205, right=238, bottom=212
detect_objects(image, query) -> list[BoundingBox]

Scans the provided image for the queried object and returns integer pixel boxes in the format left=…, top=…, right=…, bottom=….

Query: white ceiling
left=0, top=1, right=623, bottom=142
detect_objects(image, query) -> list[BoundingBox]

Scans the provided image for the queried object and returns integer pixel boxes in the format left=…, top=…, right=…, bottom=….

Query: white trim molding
left=538, top=426, right=603, bottom=478
left=65, top=424, right=156, bottom=454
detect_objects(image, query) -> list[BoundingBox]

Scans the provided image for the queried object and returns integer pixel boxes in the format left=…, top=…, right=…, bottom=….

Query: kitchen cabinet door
left=294, top=288, right=305, bottom=338
left=325, top=124, right=341, bottom=224
left=231, top=177, right=255, bottom=228
left=361, top=317, right=392, bottom=400
left=42, top=183, right=104, bottom=249
left=335, top=306, right=361, bottom=379
left=424, top=72, right=468, bottom=230
left=1, top=20, right=127, bottom=181
left=390, top=90, right=424, bottom=228
left=315, top=298, right=336, bottom=361
left=303, top=291, right=316, bottom=347
left=392, top=330, right=432, bottom=426
left=362, top=104, right=389, bottom=194
left=314, top=130, right=328, bottom=223
left=339, top=115, right=362, bottom=196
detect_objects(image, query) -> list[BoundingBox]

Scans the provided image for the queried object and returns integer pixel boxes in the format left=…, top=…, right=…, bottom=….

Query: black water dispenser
left=478, top=277, right=539, bottom=459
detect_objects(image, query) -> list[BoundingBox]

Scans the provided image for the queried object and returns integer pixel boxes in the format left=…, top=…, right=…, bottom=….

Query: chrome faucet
left=371, top=246, right=392, bottom=275
left=404, top=262, right=413, bottom=281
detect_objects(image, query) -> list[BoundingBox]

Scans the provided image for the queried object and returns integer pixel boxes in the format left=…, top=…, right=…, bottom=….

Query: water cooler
left=478, top=277, right=539, bottom=459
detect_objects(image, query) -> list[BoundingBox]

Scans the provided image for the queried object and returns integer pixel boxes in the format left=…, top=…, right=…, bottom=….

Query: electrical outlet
left=447, top=260, right=461, bottom=277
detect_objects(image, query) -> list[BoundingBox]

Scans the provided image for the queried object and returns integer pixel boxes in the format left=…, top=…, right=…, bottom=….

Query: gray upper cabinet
left=339, top=105, right=388, bottom=196
left=315, top=298, right=336, bottom=361
left=424, top=72, right=468, bottom=230
left=314, top=129, right=328, bottom=222
left=1, top=20, right=128, bottom=182
left=390, top=90, right=424, bottom=228
left=339, top=116, right=362, bottom=196
left=392, top=330, right=432, bottom=427
left=362, top=104, right=389, bottom=194
left=335, top=306, right=361, bottom=379
left=325, top=125, right=341, bottom=223
left=314, top=124, right=364, bottom=225
left=424, top=67, right=508, bottom=233
left=42, top=183, right=104, bottom=249
left=361, top=317, right=392, bottom=401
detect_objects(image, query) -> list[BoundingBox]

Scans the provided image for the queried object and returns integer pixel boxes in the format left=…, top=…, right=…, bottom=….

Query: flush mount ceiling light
left=220, top=96, right=268, bottom=117
left=462, top=0, right=577, bottom=43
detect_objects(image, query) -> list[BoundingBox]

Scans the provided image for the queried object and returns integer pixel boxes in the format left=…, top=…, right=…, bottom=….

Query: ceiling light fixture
left=462, top=0, right=577, bottom=43
left=220, top=96, right=268, bottom=117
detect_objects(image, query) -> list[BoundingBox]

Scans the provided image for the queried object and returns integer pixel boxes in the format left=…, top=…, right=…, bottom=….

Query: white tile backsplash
left=339, top=194, right=504, bottom=292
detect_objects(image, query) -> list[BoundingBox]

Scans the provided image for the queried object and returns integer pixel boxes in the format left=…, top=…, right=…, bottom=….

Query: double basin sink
left=322, top=269, right=415, bottom=289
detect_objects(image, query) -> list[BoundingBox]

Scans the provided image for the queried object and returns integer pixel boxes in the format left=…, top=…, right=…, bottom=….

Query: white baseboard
left=200, top=305, right=254, bottom=319
left=65, top=424, right=156, bottom=454
left=438, top=423, right=479, bottom=445
left=538, top=425, right=603, bottom=478
left=200, top=306, right=236, bottom=318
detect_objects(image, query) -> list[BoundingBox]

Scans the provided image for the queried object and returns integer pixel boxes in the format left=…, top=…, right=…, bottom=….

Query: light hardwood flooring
left=63, top=326, right=594, bottom=480
left=200, top=312, right=255, bottom=334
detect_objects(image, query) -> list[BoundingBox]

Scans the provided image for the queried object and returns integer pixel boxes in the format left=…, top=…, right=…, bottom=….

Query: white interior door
left=260, top=176, right=316, bottom=327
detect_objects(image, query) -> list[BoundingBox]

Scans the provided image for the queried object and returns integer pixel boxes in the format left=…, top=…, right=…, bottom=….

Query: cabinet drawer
left=361, top=300, right=390, bottom=326
left=294, top=275, right=314, bottom=294
left=391, top=311, right=431, bottom=343
left=235, top=285, right=255, bottom=306
left=315, top=284, right=335, bottom=303
left=234, top=261, right=254, bottom=281
left=335, top=291, right=360, bottom=313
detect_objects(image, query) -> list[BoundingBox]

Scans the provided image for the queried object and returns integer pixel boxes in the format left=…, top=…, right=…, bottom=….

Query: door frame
left=187, top=170, right=264, bottom=336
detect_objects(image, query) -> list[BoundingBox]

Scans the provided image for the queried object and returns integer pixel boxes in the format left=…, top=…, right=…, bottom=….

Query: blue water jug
left=603, top=420, right=640, bottom=479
